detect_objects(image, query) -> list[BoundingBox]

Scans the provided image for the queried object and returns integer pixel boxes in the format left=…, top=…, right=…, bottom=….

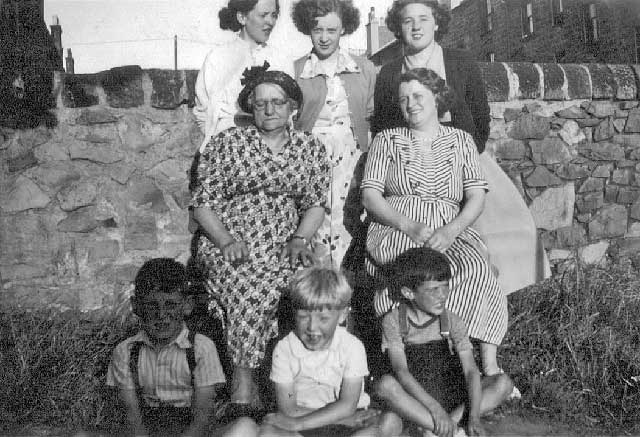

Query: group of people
left=107, top=0, right=550, bottom=435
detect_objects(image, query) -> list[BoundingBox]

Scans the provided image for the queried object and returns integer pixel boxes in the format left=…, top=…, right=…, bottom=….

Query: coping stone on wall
left=62, top=73, right=101, bottom=108
left=148, top=69, right=184, bottom=110
left=561, top=64, right=591, bottom=100
left=508, top=62, right=541, bottom=100
left=478, top=62, right=509, bottom=102
left=101, top=66, right=144, bottom=108
left=584, top=64, right=616, bottom=100
left=608, top=64, right=639, bottom=100
left=539, top=63, right=566, bottom=101
left=184, top=70, right=198, bottom=107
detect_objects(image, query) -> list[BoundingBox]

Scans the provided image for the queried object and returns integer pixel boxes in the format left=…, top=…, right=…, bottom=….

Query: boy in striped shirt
left=107, top=258, right=255, bottom=436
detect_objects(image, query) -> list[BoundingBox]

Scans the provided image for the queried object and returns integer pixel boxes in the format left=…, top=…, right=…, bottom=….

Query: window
left=583, top=3, right=599, bottom=43
left=488, top=52, right=495, bottom=62
left=550, top=0, right=564, bottom=26
left=521, top=1, right=534, bottom=37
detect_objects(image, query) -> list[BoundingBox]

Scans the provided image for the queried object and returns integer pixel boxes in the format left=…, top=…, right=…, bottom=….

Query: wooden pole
left=174, top=35, right=177, bottom=70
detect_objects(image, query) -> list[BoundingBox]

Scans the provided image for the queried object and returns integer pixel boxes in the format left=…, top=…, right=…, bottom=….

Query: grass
left=1, top=260, right=639, bottom=435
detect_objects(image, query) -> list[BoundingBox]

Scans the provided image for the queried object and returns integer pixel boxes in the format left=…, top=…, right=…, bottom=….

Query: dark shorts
left=141, top=403, right=192, bottom=435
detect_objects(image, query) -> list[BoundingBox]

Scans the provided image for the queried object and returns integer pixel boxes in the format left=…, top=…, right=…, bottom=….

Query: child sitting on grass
left=259, top=267, right=402, bottom=437
left=106, top=258, right=256, bottom=437
left=375, top=248, right=513, bottom=437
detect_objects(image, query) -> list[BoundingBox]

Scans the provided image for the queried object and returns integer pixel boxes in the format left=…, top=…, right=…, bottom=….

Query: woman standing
left=191, top=67, right=330, bottom=417
left=194, top=0, right=294, bottom=151
left=291, top=0, right=376, bottom=272
left=371, top=0, right=549, bottom=377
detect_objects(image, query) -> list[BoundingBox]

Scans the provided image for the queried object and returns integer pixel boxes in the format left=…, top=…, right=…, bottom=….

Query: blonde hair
left=289, top=267, right=352, bottom=310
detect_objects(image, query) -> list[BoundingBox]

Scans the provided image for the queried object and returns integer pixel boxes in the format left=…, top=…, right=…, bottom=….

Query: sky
left=44, top=0, right=410, bottom=73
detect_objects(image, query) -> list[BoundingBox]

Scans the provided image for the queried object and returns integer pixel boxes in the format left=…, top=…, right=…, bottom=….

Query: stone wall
left=2, top=62, right=640, bottom=310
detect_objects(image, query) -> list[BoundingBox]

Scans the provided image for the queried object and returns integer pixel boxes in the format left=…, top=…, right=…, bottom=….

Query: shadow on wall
left=0, top=4, right=61, bottom=129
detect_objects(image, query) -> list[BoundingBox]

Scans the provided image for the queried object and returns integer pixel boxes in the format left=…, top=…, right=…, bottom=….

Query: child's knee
left=224, top=416, right=259, bottom=437
left=374, top=374, right=401, bottom=400
left=379, top=411, right=403, bottom=436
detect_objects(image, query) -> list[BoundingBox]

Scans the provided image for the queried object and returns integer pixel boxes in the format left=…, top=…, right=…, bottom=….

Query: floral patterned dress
left=190, top=126, right=330, bottom=368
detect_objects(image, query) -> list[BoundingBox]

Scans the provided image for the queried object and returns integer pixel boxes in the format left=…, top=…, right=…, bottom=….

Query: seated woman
left=190, top=65, right=331, bottom=418
left=362, top=68, right=508, bottom=380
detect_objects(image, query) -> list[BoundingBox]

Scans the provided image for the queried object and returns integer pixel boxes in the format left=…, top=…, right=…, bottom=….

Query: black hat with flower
left=237, top=62, right=303, bottom=113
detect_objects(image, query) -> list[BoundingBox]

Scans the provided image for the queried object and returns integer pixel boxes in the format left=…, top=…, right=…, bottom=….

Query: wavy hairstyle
left=399, top=68, right=454, bottom=118
left=291, top=0, right=360, bottom=36
left=385, top=0, right=450, bottom=42
left=219, top=0, right=281, bottom=32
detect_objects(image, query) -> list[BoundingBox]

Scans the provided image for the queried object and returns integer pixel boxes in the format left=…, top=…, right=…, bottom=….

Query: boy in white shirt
left=259, top=267, right=401, bottom=437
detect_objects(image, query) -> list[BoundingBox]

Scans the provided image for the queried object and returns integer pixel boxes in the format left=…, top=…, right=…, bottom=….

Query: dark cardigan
left=371, top=48, right=490, bottom=153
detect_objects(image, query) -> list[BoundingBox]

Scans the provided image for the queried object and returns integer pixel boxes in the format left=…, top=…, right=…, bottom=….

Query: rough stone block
left=578, top=142, right=625, bottom=161
left=57, top=178, right=98, bottom=211
left=56, top=206, right=101, bottom=232
left=593, top=117, right=615, bottom=142
left=525, top=166, right=562, bottom=187
left=608, top=65, right=637, bottom=100
left=539, top=63, right=565, bottom=100
left=75, top=108, right=118, bottom=125
left=102, top=66, right=144, bottom=108
left=69, top=141, right=124, bottom=164
left=124, top=175, right=169, bottom=213
left=108, top=162, right=136, bottom=184
left=617, top=187, right=639, bottom=204
left=558, top=120, right=585, bottom=145
left=478, top=62, right=509, bottom=102
left=575, top=192, right=604, bottom=213
left=612, top=169, right=633, bottom=185
left=529, top=183, right=575, bottom=230
left=508, top=62, right=541, bottom=99
left=148, top=158, right=190, bottom=183
left=62, top=74, right=100, bottom=108
left=551, top=225, right=588, bottom=248
left=583, top=101, right=615, bottom=118
left=184, top=70, right=199, bottom=107
left=578, top=177, right=604, bottom=193
left=34, top=141, right=69, bottom=161
left=578, top=241, right=609, bottom=265
left=488, top=138, right=526, bottom=160
left=585, top=64, right=616, bottom=99
left=508, top=114, right=549, bottom=140
left=556, top=163, right=590, bottom=179
left=592, top=164, right=612, bottom=178
left=148, top=69, right=185, bottom=109
left=125, top=215, right=158, bottom=250
left=8, top=150, right=38, bottom=172
left=562, top=64, right=591, bottom=99
left=604, top=185, right=618, bottom=203
left=116, top=114, right=165, bottom=151
left=617, top=237, right=640, bottom=257
left=588, top=204, right=627, bottom=239
left=613, top=118, right=626, bottom=133
left=625, top=108, right=640, bottom=133
left=503, top=108, right=522, bottom=122
left=24, top=162, right=82, bottom=194
left=0, top=175, right=51, bottom=212
left=556, top=105, right=587, bottom=119
left=530, top=137, right=573, bottom=165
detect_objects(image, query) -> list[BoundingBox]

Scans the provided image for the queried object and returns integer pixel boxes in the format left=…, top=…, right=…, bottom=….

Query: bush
left=502, top=260, right=640, bottom=433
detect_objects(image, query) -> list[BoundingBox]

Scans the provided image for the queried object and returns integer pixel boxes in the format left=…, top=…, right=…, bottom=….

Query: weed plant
left=502, top=260, right=640, bottom=433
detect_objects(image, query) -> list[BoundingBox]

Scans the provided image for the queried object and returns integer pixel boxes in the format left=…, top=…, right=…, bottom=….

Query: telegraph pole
left=174, top=35, right=177, bottom=70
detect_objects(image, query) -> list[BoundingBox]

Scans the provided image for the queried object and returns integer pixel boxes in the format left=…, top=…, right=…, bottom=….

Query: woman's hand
left=280, top=239, right=317, bottom=267
left=466, top=415, right=486, bottom=436
left=220, top=240, right=249, bottom=264
left=426, top=224, right=458, bottom=253
left=403, top=220, right=434, bottom=246
left=262, top=412, right=299, bottom=432
left=429, top=406, right=455, bottom=437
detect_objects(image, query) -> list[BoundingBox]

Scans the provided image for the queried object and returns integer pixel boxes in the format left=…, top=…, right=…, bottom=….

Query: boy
left=107, top=258, right=255, bottom=437
left=260, top=267, right=402, bottom=437
left=374, top=248, right=513, bottom=437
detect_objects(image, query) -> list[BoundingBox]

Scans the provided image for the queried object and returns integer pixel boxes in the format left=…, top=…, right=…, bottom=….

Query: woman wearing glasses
left=191, top=67, right=331, bottom=418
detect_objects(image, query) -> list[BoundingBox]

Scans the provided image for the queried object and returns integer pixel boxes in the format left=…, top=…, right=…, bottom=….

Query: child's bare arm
left=183, top=385, right=216, bottom=437
left=458, top=350, right=484, bottom=436
left=264, top=378, right=362, bottom=432
left=118, top=388, right=148, bottom=436
left=388, top=346, right=455, bottom=437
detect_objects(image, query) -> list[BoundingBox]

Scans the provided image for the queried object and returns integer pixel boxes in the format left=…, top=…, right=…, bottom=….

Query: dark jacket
left=371, top=48, right=490, bottom=153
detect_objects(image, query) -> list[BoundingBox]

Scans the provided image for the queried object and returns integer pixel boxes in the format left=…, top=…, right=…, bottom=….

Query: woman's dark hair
left=219, top=0, right=281, bottom=32
left=134, top=258, right=188, bottom=297
left=237, top=63, right=303, bottom=113
left=386, top=247, right=451, bottom=292
left=385, top=0, right=450, bottom=42
left=292, top=0, right=360, bottom=36
left=399, top=68, right=455, bottom=118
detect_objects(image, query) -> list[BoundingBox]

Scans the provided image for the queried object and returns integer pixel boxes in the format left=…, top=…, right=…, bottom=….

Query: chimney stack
left=50, top=15, right=63, bottom=66
left=65, top=49, right=75, bottom=74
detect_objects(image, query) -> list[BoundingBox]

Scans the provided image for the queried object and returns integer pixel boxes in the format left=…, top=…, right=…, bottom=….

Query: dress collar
left=299, top=47, right=360, bottom=79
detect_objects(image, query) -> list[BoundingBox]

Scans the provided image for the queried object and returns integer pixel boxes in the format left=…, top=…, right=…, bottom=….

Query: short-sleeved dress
left=362, top=126, right=507, bottom=345
left=190, top=126, right=331, bottom=368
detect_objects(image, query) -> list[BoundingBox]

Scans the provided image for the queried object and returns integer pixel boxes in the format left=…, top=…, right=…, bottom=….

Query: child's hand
left=262, top=412, right=299, bottom=432
left=336, top=408, right=380, bottom=427
left=465, top=415, right=485, bottom=436
left=430, top=405, right=455, bottom=437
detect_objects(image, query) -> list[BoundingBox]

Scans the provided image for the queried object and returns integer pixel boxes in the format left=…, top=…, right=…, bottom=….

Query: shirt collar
left=299, top=47, right=360, bottom=79
left=135, top=323, right=191, bottom=349
left=288, top=326, right=344, bottom=359
left=234, top=34, right=269, bottom=53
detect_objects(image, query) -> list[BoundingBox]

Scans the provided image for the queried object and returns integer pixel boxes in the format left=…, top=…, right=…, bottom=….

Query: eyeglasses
left=253, top=98, right=289, bottom=110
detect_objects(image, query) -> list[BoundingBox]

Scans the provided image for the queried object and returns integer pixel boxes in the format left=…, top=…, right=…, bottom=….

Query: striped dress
left=362, top=126, right=508, bottom=345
